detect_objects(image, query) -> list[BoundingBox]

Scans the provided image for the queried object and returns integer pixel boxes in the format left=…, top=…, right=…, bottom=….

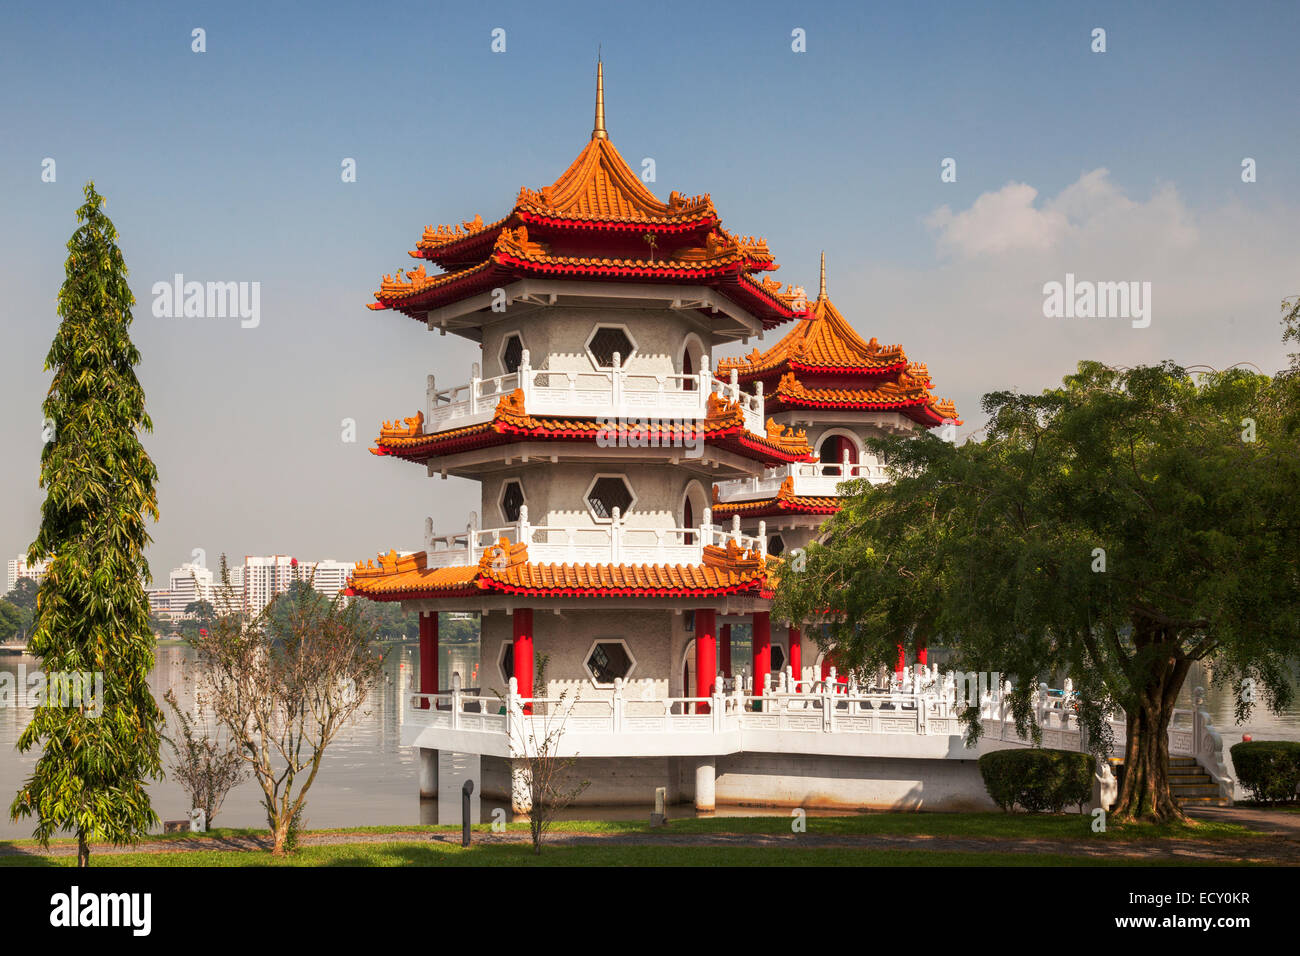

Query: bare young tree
left=511, top=681, right=590, bottom=855
left=162, top=688, right=247, bottom=829
left=191, top=566, right=383, bottom=854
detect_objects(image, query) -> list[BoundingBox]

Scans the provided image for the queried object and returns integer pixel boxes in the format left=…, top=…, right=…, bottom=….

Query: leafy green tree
left=4, top=577, right=38, bottom=611
left=776, top=361, right=1300, bottom=823
left=0, top=600, right=21, bottom=643
left=10, top=183, right=163, bottom=866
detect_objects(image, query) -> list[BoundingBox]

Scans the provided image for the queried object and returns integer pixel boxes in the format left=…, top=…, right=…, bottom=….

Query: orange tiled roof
left=717, top=294, right=907, bottom=381
left=347, top=538, right=774, bottom=601
left=767, top=371, right=960, bottom=424
left=374, top=225, right=779, bottom=310
left=709, top=476, right=843, bottom=518
left=370, top=389, right=816, bottom=463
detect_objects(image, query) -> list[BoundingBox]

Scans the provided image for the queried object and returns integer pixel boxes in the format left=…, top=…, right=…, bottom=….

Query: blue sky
left=2, top=0, right=1297, bottom=580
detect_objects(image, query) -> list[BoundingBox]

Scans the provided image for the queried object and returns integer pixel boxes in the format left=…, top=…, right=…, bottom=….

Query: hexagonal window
left=585, top=640, right=635, bottom=685
left=770, top=644, right=786, bottom=673
left=501, top=480, right=525, bottom=523
left=586, top=475, right=635, bottom=520
left=498, top=641, right=515, bottom=684
left=587, top=326, right=635, bottom=368
left=768, top=534, right=786, bottom=557
left=501, top=333, right=524, bottom=374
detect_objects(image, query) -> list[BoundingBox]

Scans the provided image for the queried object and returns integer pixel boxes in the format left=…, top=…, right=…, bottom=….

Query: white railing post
left=754, top=379, right=764, bottom=415
left=470, top=362, right=482, bottom=413
left=731, top=514, right=742, bottom=544
left=611, top=352, right=622, bottom=413
left=426, top=373, right=436, bottom=425
left=519, top=349, right=532, bottom=403
left=613, top=677, right=625, bottom=735
left=467, top=510, right=479, bottom=563
left=699, top=353, right=712, bottom=415
left=712, top=675, right=725, bottom=732
left=757, top=520, right=767, bottom=557
left=451, top=672, right=463, bottom=730
left=729, top=368, right=739, bottom=402
left=701, top=506, right=713, bottom=548
left=610, top=507, right=622, bottom=563
left=506, top=676, right=519, bottom=749
left=517, top=503, right=530, bottom=545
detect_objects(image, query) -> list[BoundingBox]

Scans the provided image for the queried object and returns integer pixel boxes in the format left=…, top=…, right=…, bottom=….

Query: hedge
left=1230, top=741, right=1300, bottom=805
left=978, top=748, right=1094, bottom=812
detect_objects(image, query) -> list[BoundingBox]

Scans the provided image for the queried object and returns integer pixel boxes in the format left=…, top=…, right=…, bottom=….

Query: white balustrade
left=713, top=457, right=891, bottom=506
left=406, top=670, right=1231, bottom=793
left=423, top=502, right=767, bottom=569
left=421, top=349, right=764, bottom=436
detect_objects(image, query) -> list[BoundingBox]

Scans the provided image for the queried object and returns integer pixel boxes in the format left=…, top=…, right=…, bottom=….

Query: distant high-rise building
left=6, top=555, right=50, bottom=594
left=168, top=562, right=214, bottom=616
left=242, top=555, right=300, bottom=617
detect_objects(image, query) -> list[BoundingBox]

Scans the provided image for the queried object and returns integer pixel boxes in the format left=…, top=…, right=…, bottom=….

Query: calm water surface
left=1, top=647, right=1296, bottom=837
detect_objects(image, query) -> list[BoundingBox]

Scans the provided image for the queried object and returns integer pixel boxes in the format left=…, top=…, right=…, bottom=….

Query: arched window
left=818, top=434, right=859, bottom=476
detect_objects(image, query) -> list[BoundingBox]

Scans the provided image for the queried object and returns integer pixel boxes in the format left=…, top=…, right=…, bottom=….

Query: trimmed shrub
left=978, top=748, right=1094, bottom=812
left=1230, top=741, right=1300, bottom=805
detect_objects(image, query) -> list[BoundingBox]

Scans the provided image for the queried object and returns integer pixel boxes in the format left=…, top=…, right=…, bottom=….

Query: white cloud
left=836, top=170, right=1297, bottom=438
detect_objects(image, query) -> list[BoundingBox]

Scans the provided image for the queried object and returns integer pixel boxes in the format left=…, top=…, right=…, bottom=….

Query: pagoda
left=348, top=65, right=960, bottom=817
left=711, top=254, right=959, bottom=679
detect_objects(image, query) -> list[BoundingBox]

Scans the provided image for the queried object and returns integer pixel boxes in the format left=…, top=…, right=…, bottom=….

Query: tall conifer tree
left=10, top=182, right=163, bottom=866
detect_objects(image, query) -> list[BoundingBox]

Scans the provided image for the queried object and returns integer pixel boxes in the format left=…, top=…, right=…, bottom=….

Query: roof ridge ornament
left=592, top=57, right=608, bottom=141
left=819, top=251, right=827, bottom=300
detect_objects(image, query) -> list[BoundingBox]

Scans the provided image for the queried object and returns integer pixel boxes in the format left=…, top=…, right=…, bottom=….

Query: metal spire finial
left=819, top=251, right=827, bottom=299
left=592, top=56, right=608, bottom=140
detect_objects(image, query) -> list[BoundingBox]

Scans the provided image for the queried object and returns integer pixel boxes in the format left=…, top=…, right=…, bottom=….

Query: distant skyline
left=2, top=0, right=1297, bottom=581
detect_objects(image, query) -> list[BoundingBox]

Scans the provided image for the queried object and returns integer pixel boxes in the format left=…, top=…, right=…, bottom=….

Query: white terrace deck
left=425, top=350, right=764, bottom=437
left=401, top=672, right=1233, bottom=801
left=713, top=456, right=890, bottom=504
left=423, top=507, right=765, bottom=569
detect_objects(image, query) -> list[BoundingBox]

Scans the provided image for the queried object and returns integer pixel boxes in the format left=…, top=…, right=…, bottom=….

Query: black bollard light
left=461, top=779, right=474, bottom=847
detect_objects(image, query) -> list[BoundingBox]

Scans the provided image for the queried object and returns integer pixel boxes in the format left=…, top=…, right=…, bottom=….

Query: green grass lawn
left=0, top=810, right=1269, bottom=867
left=0, top=841, right=1237, bottom=868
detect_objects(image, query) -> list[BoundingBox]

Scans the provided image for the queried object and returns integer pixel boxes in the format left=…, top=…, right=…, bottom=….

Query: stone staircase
left=1110, top=756, right=1231, bottom=807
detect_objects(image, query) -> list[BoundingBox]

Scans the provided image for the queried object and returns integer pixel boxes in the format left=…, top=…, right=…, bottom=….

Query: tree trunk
left=272, top=817, right=290, bottom=855
left=1112, top=631, right=1191, bottom=823
left=77, top=832, right=89, bottom=868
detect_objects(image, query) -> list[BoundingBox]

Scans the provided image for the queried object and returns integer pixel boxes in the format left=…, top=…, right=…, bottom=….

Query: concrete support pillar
left=719, top=623, right=732, bottom=677
left=418, top=747, right=438, bottom=799
left=513, top=607, right=534, bottom=707
left=694, top=609, right=716, bottom=714
left=788, top=625, right=801, bottom=687
left=753, top=612, right=771, bottom=701
left=419, top=611, right=438, bottom=706
left=511, top=760, right=532, bottom=815
left=694, top=757, right=716, bottom=812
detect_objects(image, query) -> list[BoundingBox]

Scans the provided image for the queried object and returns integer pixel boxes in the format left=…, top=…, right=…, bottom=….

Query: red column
left=719, top=623, right=732, bottom=677
left=895, top=642, right=906, bottom=677
left=788, top=625, right=802, bottom=688
left=753, top=611, right=771, bottom=697
left=694, top=609, right=716, bottom=714
left=513, top=608, right=534, bottom=711
left=418, top=611, right=438, bottom=707
left=917, top=639, right=928, bottom=666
